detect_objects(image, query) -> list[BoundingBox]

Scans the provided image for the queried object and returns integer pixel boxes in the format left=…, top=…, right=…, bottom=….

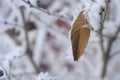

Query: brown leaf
left=71, top=11, right=90, bottom=61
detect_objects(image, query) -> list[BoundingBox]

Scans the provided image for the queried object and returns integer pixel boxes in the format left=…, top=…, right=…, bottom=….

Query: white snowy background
left=0, top=0, right=120, bottom=80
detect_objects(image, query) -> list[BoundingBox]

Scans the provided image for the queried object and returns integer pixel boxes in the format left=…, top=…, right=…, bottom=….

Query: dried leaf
left=71, top=11, right=90, bottom=61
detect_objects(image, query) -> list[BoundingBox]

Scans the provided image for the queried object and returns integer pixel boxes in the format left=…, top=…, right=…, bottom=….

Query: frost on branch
left=0, top=0, right=120, bottom=80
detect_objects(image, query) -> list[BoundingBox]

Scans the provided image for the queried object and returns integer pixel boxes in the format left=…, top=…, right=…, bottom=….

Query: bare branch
left=99, top=7, right=105, bottom=58
left=19, top=6, right=39, bottom=74
left=101, top=25, right=120, bottom=78
left=103, top=0, right=110, bottom=22
left=98, top=0, right=111, bottom=55
left=99, top=0, right=111, bottom=78
left=109, top=26, right=120, bottom=58
left=99, top=0, right=111, bottom=55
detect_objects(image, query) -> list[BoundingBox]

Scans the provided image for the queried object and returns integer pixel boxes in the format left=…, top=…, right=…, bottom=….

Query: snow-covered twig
left=22, top=0, right=66, bottom=19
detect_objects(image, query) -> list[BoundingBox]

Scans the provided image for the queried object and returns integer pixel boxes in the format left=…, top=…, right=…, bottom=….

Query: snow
left=37, top=72, right=56, bottom=80
left=0, top=0, right=120, bottom=80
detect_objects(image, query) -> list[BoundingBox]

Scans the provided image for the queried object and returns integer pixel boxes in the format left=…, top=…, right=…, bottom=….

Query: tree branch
left=101, top=25, right=120, bottom=77
left=109, top=26, right=120, bottom=59
left=99, top=7, right=105, bottom=57
left=103, top=0, right=110, bottom=21
left=99, top=0, right=110, bottom=55
left=19, top=6, right=39, bottom=74
left=22, top=0, right=67, bottom=19
left=99, top=0, right=110, bottom=78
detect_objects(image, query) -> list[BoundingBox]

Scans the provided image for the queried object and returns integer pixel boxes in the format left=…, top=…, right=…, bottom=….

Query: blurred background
left=0, top=0, right=120, bottom=80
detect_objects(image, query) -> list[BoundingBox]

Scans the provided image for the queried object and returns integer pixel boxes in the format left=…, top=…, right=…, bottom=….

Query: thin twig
left=98, top=0, right=110, bottom=78
left=99, top=7, right=105, bottom=58
left=19, top=6, right=39, bottom=74
left=99, top=0, right=110, bottom=55
left=98, top=0, right=110, bottom=55
left=22, top=0, right=67, bottom=19
left=103, top=0, right=110, bottom=21
left=109, top=26, right=120, bottom=58
left=101, top=25, right=120, bottom=77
